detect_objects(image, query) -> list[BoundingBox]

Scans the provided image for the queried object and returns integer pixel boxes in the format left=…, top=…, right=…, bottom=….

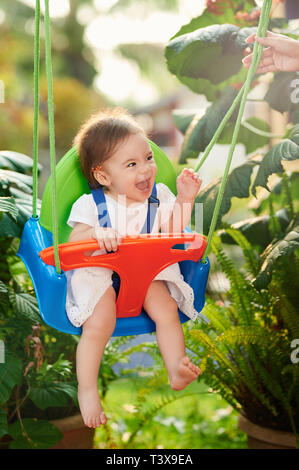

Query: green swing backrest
left=39, top=140, right=177, bottom=244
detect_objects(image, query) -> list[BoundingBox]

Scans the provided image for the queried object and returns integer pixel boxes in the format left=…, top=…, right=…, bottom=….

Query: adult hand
left=242, top=31, right=299, bottom=73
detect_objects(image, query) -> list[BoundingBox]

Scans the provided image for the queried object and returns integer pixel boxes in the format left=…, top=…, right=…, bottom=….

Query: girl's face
left=93, top=132, right=157, bottom=206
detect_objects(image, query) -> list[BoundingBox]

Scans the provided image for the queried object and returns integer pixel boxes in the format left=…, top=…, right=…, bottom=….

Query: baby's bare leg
left=143, top=280, right=201, bottom=390
left=76, top=286, right=116, bottom=428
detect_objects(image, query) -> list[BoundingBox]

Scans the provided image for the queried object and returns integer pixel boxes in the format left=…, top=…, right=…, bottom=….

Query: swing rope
left=31, top=0, right=272, bottom=272
left=198, top=0, right=273, bottom=263
left=32, top=0, right=40, bottom=219
left=32, top=0, right=61, bottom=274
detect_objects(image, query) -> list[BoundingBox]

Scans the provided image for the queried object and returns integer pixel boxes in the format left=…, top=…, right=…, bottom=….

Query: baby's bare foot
left=170, top=356, right=201, bottom=391
left=78, top=385, right=107, bottom=428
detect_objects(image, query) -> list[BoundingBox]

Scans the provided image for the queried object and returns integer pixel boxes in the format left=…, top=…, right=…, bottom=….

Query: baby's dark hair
left=74, top=107, right=146, bottom=189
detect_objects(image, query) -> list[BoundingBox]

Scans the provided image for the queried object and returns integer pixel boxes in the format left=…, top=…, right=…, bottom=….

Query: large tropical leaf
left=0, top=169, right=33, bottom=194
left=264, top=72, right=299, bottom=115
left=29, top=382, right=77, bottom=410
left=8, top=418, right=62, bottom=449
left=171, top=1, right=257, bottom=39
left=0, top=150, right=41, bottom=173
left=0, top=352, right=22, bottom=405
left=0, top=408, right=8, bottom=439
left=252, top=125, right=299, bottom=196
left=177, top=102, right=270, bottom=163
left=0, top=280, right=9, bottom=314
left=173, top=108, right=270, bottom=161
left=0, top=197, right=18, bottom=221
left=8, top=289, right=40, bottom=324
left=194, top=160, right=256, bottom=233
left=219, top=208, right=290, bottom=249
left=0, top=189, right=40, bottom=238
left=172, top=109, right=197, bottom=135
left=165, top=24, right=254, bottom=100
left=253, top=216, right=299, bottom=289
left=179, top=86, right=239, bottom=162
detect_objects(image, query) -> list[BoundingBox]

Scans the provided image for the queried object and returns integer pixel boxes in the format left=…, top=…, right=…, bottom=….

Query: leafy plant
left=0, top=152, right=79, bottom=448
left=184, top=227, right=299, bottom=438
left=165, top=0, right=299, bottom=443
left=0, top=151, right=150, bottom=448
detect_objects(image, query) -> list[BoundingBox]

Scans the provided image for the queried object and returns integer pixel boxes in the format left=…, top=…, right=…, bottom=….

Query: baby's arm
left=68, top=222, right=94, bottom=243
left=162, top=168, right=202, bottom=233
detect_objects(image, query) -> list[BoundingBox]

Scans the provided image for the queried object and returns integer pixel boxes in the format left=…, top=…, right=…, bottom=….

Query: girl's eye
left=147, top=155, right=153, bottom=161
left=127, top=162, right=136, bottom=168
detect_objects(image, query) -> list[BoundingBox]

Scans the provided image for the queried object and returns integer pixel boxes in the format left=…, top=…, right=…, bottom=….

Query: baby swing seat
left=17, top=144, right=210, bottom=337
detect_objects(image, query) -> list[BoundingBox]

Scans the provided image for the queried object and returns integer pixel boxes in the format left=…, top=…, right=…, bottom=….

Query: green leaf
left=0, top=169, right=33, bottom=194
left=29, top=382, right=77, bottom=410
left=218, top=227, right=259, bottom=276
left=177, top=92, right=270, bottom=163
left=0, top=408, right=8, bottom=439
left=0, top=214, right=22, bottom=238
left=219, top=117, right=270, bottom=154
left=172, top=109, right=197, bottom=135
left=194, top=160, right=256, bottom=233
left=8, top=418, right=62, bottom=449
left=0, top=197, right=18, bottom=221
left=253, top=218, right=299, bottom=289
left=0, top=150, right=41, bottom=173
left=219, top=209, right=290, bottom=249
left=179, top=87, right=239, bottom=163
left=165, top=24, right=255, bottom=100
left=8, top=290, right=40, bottom=324
left=252, top=125, right=299, bottom=197
left=264, top=72, right=299, bottom=114
left=0, top=352, right=22, bottom=405
left=171, top=2, right=258, bottom=40
left=0, top=280, right=9, bottom=312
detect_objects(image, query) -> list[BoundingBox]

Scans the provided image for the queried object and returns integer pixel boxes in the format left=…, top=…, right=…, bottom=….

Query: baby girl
left=66, top=108, right=202, bottom=428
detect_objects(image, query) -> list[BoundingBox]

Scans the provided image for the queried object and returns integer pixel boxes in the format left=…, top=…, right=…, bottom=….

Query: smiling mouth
left=136, top=178, right=151, bottom=192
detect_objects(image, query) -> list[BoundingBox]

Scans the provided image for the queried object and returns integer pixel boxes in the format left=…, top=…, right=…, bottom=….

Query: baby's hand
left=93, top=226, right=122, bottom=252
left=176, top=168, right=202, bottom=202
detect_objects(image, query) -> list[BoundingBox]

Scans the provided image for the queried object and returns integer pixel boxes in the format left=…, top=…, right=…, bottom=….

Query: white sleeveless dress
left=65, top=183, right=199, bottom=327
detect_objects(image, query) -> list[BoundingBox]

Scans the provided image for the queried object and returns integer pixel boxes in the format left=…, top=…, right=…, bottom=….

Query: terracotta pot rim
left=238, top=413, right=297, bottom=448
left=50, top=412, right=86, bottom=432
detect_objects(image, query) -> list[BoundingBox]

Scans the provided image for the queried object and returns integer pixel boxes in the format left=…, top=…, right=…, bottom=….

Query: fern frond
left=190, top=329, right=244, bottom=384
left=126, top=391, right=201, bottom=447
left=221, top=227, right=259, bottom=277
left=247, top=346, right=294, bottom=424
left=200, top=298, right=232, bottom=332
left=274, top=289, right=299, bottom=339
left=282, top=364, right=299, bottom=406
left=211, top=235, right=254, bottom=325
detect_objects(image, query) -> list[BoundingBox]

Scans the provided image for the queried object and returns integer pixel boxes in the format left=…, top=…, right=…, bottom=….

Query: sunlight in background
left=19, top=0, right=71, bottom=18
left=86, top=0, right=206, bottom=103
left=18, top=0, right=206, bottom=104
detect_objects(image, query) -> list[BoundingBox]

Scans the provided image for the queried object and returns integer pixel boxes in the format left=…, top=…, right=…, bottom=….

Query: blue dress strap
left=88, top=182, right=159, bottom=234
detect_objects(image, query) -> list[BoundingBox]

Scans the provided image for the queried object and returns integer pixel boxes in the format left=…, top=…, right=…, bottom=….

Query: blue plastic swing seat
left=17, top=144, right=210, bottom=336
left=17, top=216, right=210, bottom=336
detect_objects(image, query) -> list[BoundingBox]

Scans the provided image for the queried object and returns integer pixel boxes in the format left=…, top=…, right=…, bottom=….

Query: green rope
left=32, top=0, right=40, bottom=218
left=200, top=0, right=273, bottom=263
left=44, top=0, right=61, bottom=274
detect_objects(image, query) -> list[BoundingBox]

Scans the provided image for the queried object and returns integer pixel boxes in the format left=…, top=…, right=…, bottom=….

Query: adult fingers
left=245, top=32, right=256, bottom=44
left=255, top=64, right=277, bottom=74
left=242, top=47, right=272, bottom=66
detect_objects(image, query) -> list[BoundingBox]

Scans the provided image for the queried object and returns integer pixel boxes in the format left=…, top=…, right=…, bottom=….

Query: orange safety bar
left=40, top=233, right=207, bottom=318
